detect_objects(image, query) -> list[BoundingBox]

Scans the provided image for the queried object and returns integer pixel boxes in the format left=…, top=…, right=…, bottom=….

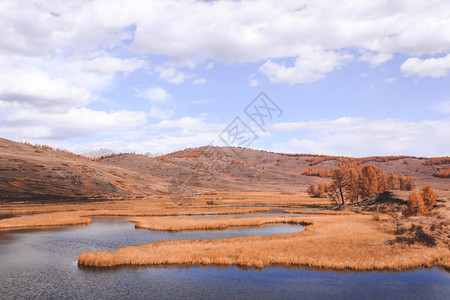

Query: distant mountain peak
left=80, top=148, right=114, bottom=158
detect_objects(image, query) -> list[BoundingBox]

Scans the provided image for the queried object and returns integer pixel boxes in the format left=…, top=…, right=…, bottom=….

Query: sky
left=0, top=0, right=449, bottom=157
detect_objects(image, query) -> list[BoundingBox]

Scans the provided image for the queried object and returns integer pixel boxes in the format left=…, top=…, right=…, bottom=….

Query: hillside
left=0, top=138, right=162, bottom=202
left=0, top=138, right=448, bottom=202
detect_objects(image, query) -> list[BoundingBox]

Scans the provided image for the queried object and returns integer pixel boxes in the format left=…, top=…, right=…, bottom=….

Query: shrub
left=303, top=168, right=334, bottom=177
left=306, top=184, right=317, bottom=197
left=421, top=185, right=436, bottom=213
left=404, top=176, right=415, bottom=191
left=404, top=190, right=426, bottom=217
left=306, top=183, right=326, bottom=198
left=433, top=167, right=450, bottom=178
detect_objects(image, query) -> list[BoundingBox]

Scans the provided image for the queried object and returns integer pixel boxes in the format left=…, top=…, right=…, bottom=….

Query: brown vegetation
left=131, top=216, right=309, bottom=231
left=423, top=157, right=450, bottom=166
left=433, top=167, right=450, bottom=178
left=2, top=137, right=449, bottom=202
left=404, top=190, right=426, bottom=217
left=306, top=155, right=420, bottom=166
left=404, top=186, right=437, bottom=217
left=308, top=165, right=416, bottom=204
left=0, top=212, right=92, bottom=229
left=303, top=168, right=334, bottom=177
left=0, top=207, right=270, bottom=230
left=78, top=214, right=450, bottom=270
left=306, top=183, right=326, bottom=198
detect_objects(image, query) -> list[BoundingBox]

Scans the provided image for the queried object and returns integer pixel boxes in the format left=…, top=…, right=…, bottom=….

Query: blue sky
left=0, top=0, right=449, bottom=156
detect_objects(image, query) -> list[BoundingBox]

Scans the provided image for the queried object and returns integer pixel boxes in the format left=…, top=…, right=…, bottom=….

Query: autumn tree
left=306, top=184, right=317, bottom=197
left=404, top=176, right=415, bottom=191
left=404, top=190, right=426, bottom=217
left=387, top=172, right=398, bottom=190
left=378, top=172, right=388, bottom=193
left=345, top=168, right=361, bottom=203
left=398, top=174, right=407, bottom=190
left=320, top=164, right=415, bottom=206
left=330, top=167, right=348, bottom=204
left=421, top=185, right=436, bottom=213
left=316, top=183, right=326, bottom=197
left=360, top=165, right=379, bottom=198
left=307, top=183, right=326, bottom=198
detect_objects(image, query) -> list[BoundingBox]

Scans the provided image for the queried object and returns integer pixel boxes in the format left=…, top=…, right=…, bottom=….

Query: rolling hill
left=0, top=138, right=448, bottom=202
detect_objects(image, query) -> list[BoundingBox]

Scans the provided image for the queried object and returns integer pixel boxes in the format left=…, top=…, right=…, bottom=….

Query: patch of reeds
left=0, top=207, right=270, bottom=230
left=0, top=212, right=91, bottom=230
left=131, top=216, right=309, bottom=231
left=78, top=214, right=450, bottom=271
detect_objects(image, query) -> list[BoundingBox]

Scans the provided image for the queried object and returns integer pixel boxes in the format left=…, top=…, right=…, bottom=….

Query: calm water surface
left=0, top=214, right=448, bottom=299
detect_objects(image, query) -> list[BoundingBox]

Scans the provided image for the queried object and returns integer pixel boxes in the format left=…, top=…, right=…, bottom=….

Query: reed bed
left=78, top=214, right=450, bottom=271
left=0, top=207, right=269, bottom=230
left=0, top=212, right=91, bottom=230
left=215, top=191, right=330, bottom=207
left=131, top=216, right=309, bottom=231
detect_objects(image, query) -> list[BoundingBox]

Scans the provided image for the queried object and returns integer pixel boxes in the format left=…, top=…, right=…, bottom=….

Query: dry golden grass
left=212, top=191, right=329, bottom=207
left=0, top=207, right=269, bottom=230
left=0, top=212, right=92, bottom=229
left=0, top=191, right=326, bottom=230
left=1, top=191, right=448, bottom=271
left=131, top=216, right=309, bottom=231
left=78, top=214, right=450, bottom=271
left=0, top=191, right=324, bottom=216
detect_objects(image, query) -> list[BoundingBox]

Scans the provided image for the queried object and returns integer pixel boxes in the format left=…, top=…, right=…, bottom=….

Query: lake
left=0, top=214, right=448, bottom=299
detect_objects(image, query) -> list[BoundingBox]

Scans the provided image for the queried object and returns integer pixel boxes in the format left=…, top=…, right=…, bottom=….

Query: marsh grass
left=0, top=207, right=269, bottom=230
left=131, top=216, right=309, bottom=231
left=78, top=214, right=450, bottom=271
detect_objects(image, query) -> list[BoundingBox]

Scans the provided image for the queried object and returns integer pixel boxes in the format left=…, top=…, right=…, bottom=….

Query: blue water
left=0, top=215, right=448, bottom=299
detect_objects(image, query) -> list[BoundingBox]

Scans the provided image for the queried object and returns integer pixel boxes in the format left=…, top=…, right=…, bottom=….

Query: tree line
left=307, top=164, right=415, bottom=204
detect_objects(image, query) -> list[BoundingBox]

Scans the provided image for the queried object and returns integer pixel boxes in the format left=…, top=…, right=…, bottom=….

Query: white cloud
left=271, top=117, right=450, bottom=156
left=385, top=77, right=397, bottom=84
left=250, top=78, right=259, bottom=87
left=0, top=105, right=147, bottom=140
left=83, top=56, right=147, bottom=74
left=0, top=65, right=91, bottom=112
left=359, top=52, right=393, bottom=67
left=401, top=54, right=450, bottom=78
left=1, top=0, right=449, bottom=154
left=433, top=101, right=450, bottom=114
left=155, top=64, right=195, bottom=84
left=248, top=74, right=259, bottom=87
left=260, top=48, right=353, bottom=84
left=193, top=78, right=207, bottom=85
left=70, top=130, right=220, bottom=155
left=150, top=116, right=221, bottom=132
left=1, top=1, right=449, bottom=63
left=0, top=0, right=449, bottom=89
left=137, top=87, right=172, bottom=102
left=148, top=106, right=174, bottom=119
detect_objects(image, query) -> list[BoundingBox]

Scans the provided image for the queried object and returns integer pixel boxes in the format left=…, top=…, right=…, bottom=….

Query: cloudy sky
left=1, top=0, right=449, bottom=156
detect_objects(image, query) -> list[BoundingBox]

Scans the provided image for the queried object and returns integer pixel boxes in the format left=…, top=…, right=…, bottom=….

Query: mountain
left=144, top=152, right=165, bottom=158
left=0, top=138, right=164, bottom=202
left=0, top=138, right=448, bottom=202
left=80, top=148, right=114, bottom=158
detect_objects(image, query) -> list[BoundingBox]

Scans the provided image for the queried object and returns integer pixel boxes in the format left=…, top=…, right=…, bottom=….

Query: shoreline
left=130, top=216, right=310, bottom=231
left=0, top=207, right=270, bottom=230
left=78, top=214, right=450, bottom=271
